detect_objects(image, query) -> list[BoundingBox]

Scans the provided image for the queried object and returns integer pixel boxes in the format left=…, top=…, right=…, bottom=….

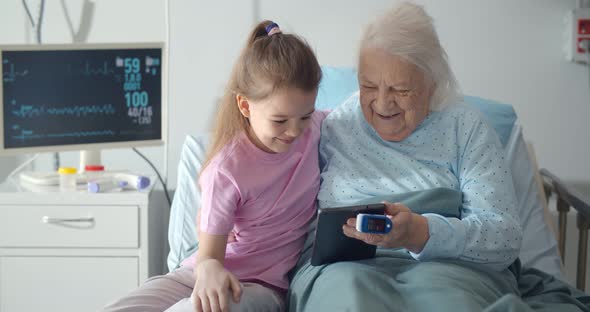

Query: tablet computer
left=310, top=203, right=386, bottom=266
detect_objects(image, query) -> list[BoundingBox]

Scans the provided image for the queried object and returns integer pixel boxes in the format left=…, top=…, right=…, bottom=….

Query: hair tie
left=265, top=22, right=281, bottom=36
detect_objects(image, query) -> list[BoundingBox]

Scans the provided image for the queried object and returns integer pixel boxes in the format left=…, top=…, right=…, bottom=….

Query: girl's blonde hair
left=202, top=20, right=322, bottom=172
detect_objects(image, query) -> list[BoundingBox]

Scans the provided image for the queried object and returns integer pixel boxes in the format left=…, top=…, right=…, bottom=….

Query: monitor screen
left=0, top=43, right=164, bottom=154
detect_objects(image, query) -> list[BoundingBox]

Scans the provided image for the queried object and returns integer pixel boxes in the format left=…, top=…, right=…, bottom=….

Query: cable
left=132, top=147, right=172, bottom=207
left=60, top=0, right=95, bottom=43
left=36, top=0, right=45, bottom=44
left=4, top=154, right=40, bottom=183
left=22, top=0, right=36, bottom=27
left=53, top=152, right=61, bottom=172
left=60, top=0, right=76, bottom=40
left=22, top=0, right=46, bottom=44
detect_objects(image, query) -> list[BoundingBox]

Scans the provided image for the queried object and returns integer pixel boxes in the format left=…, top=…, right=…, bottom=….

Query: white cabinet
left=0, top=183, right=168, bottom=312
left=0, top=257, right=138, bottom=312
left=0, top=205, right=139, bottom=248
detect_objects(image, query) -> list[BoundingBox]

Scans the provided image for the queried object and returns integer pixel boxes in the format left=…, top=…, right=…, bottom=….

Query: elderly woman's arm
left=410, top=119, right=523, bottom=271
left=341, top=115, right=522, bottom=271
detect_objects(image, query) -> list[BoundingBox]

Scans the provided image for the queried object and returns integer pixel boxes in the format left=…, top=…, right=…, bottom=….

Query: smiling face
left=358, top=48, right=434, bottom=142
left=237, top=87, right=317, bottom=153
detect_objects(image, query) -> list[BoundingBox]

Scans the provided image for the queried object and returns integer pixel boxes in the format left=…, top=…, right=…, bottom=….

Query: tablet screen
left=310, top=203, right=385, bottom=266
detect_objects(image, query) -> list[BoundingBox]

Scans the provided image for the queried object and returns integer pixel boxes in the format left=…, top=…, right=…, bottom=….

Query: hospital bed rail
left=541, top=168, right=590, bottom=291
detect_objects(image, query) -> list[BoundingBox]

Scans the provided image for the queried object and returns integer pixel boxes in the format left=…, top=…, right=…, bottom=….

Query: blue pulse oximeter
left=356, top=214, right=393, bottom=234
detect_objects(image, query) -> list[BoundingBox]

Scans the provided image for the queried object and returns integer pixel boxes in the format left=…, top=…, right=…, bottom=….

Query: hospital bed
left=166, top=66, right=590, bottom=301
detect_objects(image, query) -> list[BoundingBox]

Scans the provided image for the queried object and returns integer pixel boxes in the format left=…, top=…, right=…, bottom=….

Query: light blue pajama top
left=318, top=93, right=522, bottom=271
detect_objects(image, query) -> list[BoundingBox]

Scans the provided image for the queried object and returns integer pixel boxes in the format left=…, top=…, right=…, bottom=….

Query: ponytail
left=201, top=20, right=321, bottom=172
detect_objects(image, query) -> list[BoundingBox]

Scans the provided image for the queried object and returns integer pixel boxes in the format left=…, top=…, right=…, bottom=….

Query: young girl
left=102, top=20, right=324, bottom=312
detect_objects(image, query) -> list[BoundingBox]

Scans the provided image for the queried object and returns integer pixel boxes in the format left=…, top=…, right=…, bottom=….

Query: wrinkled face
left=358, top=48, right=434, bottom=142
left=237, top=87, right=317, bottom=153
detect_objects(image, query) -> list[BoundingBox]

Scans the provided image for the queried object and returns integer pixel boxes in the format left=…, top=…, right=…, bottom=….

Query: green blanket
left=288, top=188, right=590, bottom=311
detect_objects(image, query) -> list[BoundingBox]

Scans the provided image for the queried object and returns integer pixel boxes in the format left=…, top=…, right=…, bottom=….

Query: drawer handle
left=42, top=216, right=95, bottom=224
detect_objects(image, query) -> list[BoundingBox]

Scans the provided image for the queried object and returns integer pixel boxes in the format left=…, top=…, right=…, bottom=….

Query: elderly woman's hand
left=342, top=201, right=430, bottom=253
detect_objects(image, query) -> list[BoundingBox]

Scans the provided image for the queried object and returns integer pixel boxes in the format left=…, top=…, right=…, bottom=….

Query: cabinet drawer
left=0, top=205, right=138, bottom=248
left=0, top=256, right=138, bottom=312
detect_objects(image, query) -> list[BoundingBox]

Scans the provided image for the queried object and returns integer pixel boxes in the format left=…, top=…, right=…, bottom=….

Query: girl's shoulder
left=310, top=110, right=330, bottom=129
left=202, top=136, right=244, bottom=174
left=305, top=110, right=329, bottom=140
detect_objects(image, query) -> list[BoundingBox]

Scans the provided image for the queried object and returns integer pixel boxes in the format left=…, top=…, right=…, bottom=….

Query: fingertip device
left=310, top=203, right=386, bottom=266
left=356, top=214, right=392, bottom=234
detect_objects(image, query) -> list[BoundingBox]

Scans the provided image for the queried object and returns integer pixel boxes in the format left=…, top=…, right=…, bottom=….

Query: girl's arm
left=196, top=210, right=236, bottom=243
left=195, top=232, right=229, bottom=263
left=194, top=166, right=242, bottom=310
left=193, top=232, right=242, bottom=312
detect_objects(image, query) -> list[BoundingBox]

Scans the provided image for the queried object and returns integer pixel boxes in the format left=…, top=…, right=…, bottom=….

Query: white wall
left=168, top=0, right=589, bottom=189
left=1, top=0, right=588, bottom=193
left=261, top=0, right=590, bottom=183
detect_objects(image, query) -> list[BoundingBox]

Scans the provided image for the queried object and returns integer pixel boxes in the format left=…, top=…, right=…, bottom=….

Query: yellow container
left=58, top=167, right=78, bottom=192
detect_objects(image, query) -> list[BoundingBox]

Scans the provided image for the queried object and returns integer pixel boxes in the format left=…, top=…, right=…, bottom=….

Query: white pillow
left=167, top=134, right=207, bottom=271
left=504, top=124, right=564, bottom=279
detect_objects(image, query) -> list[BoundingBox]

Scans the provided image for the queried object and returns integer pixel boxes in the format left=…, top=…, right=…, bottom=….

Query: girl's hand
left=342, top=201, right=429, bottom=253
left=193, top=259, right=242, bottom=312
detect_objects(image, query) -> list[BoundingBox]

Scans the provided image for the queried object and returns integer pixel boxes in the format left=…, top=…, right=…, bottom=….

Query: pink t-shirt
left=182, top=111, right=326, bottom=290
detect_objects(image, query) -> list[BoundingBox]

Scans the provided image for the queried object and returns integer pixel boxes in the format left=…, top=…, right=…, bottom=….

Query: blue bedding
left=287, top=189, right=590, bottom=311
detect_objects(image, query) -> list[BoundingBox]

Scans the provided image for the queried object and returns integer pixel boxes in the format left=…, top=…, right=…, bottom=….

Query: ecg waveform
left=48, top=130, right=115, bottom=138
left=81, top=61, right=115, bottom=76
left=11, top=129, right=116, bottom=141
left=2, top=62, right=29, bottom=82
left=11, top=104, right=116, bottom=118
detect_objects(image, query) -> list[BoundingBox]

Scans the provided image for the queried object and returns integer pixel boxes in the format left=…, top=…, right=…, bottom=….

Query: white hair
left=359, top=2, right=461, bottom=111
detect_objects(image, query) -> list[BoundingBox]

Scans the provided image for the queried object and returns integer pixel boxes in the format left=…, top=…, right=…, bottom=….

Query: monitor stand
left=18, top=149, right=103, bottom=186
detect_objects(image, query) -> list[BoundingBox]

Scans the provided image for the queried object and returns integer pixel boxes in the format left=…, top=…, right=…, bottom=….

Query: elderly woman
left=288, top=3, right=523, bottom=311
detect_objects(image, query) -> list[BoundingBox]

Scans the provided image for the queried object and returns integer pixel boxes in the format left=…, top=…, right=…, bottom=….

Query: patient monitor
left=0, top=43, right=166, bottom=183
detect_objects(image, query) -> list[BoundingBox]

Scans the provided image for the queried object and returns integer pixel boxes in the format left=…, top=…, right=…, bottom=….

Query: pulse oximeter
left=356, top=214, right=393, bottom=234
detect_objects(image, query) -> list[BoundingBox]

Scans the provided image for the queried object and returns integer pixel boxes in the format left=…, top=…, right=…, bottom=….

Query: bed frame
left=541, top=169, right=590, bottom=291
